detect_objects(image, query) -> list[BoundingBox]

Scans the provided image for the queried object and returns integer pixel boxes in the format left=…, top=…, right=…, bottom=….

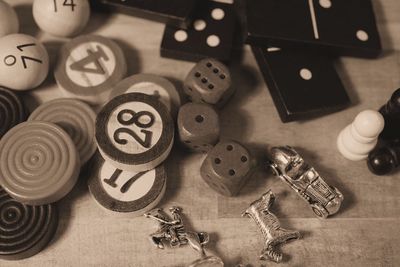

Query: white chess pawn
left=337, top=110, right=384, bottom=161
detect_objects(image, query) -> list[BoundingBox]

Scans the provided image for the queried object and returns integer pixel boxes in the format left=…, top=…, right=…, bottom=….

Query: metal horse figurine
left=144, top=206, right=209, bottom=257
left=242, top=190, right=301, bottom=263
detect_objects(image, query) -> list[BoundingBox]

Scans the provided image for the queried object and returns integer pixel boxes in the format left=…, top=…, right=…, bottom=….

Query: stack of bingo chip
left=90, top=89, right=176, bottom=215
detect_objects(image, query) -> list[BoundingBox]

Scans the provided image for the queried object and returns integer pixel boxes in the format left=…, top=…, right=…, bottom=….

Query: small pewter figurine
left=268, top=146, right=344, bottom=219
left=145, top=207, right=224, bottom=267
left=242, top=190, right=301, bottom=263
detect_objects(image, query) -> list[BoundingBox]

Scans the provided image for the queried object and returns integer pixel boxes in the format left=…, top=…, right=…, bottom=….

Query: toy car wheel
left=332, top=186, right=344, bottom=201
left=269, top=162, right=281, bottom=177
left=311, top=204, right=329, bottom=219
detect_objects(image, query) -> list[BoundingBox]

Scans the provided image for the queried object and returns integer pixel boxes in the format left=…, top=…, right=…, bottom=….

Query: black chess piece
left=367, top=142, right=400, bottom=175
left=380, top=88, right=400, bottom=115
left=379, top=88, right=400, bottom=141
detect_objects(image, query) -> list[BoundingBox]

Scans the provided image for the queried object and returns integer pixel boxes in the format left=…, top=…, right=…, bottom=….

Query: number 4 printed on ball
left=54, top=0, right=76, bottom=12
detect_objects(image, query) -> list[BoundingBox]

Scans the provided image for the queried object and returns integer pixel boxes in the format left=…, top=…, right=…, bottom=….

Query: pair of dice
left=178, top=59, right=255, bottom=196
left=178, top=58, right=233, bottom=151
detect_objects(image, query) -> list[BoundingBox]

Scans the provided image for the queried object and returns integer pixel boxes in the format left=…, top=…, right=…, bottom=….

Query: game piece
left=188, top=256, right=224, bottom=267
left=55, top=35, right=127, bottom=105
left=177, top=102, right=220, bottom=152
left=33, top=0, right=90, bottom=37
left=145, top=207, right=212, bottom=258
left=0, top=87, right=26, bottom=138
left=160, top=1, right=236, bottom=62
left=0, top=34, right=49, bottom=91
left=242, top=190, right=301, bottom=263
left=337, top=110, right=385, bottom=161
left=94, top=0, right=198, bottom=29
left=88, top=154, right=166, bottom=215
left=0, top=0, right=19, bottom=38
left=0, top=186, right=58, bottom=260
left=244, top=0, right=382, bottom=58
left=183, top=58, right=234, bottom=107
left=200, top=140, right=255, bottom=197
left=379, top=88, right=400, bottom=141
left=28, top=98, right=97, bottom=166
left=110, top=74, right=182, bottom=118
left=251, top=46, right=350, bottom=122
left=269, top=146, right=343, bottom=218
left=0, top=121, right=80, bottom=205
left=367, top=142, right=400, bottom=176
left=96, top=93, right=174, bottom=172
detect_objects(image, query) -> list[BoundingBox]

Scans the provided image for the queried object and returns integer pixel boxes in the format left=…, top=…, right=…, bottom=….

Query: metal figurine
left=242, top=190, right=301, bottom=263
left=145, top=207, right=224, bottom=267
left=268, top=146, right=344, bottom=219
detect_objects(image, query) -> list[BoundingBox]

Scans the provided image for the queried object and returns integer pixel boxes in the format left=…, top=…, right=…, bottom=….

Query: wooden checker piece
left=110, top=74, right=182, bottom=119
left=0, top=86, right=26, bottom=138
left=0, top=121, right=80, bottom=205
left=0, top=186, right=58, bottom=260
left=28, top=98, right=97, bottom=165
left=96, top=93, right=174, bottom=172
left=88, top=154, right=166, bottom=216
left=54, top=35, right=127, bottom=105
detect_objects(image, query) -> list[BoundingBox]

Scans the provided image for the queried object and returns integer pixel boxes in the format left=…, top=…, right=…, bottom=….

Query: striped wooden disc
left=0, top=121, right=80, bottom=205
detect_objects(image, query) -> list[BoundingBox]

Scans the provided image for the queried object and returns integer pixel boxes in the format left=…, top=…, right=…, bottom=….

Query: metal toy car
left=268, top=146, right=344, bottom=219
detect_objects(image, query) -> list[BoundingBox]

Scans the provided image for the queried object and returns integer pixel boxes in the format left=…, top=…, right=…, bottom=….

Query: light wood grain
left=2, top=0, right=400, bottom=266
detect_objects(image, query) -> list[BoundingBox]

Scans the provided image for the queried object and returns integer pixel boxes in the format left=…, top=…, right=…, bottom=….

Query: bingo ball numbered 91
left=88, top=154, right=167, bottom=216
left=0, top=34, right=49, bottom=91
left=55, top=35, right=127, bottom=104
left=0, top=0, right=19, bottom=38
left=33, top=0, right=90, bottom=37
left=96, top=93, right=174, bottom=172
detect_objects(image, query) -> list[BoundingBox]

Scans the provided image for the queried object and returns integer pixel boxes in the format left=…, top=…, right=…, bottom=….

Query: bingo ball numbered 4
left=33, top=0, right=90, bottom=37
left=0, top=121, right=80, bottom=205
left=88, top=154, right=167, bottom=216
left=55, top=35, right=127, bottom=105
left=96, top=93, right=174, bottom=172
left=0, top=0, right=19, bottom=38
left=0, top=34, right=49, bottom=91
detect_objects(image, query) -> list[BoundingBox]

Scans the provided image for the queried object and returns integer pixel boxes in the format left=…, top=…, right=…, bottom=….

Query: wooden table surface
left=2, top=0, right=400, bottom=266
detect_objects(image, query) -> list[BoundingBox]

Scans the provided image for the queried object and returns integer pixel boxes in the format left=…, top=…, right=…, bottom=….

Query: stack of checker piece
left=241, top=0, right=382, bottom=122
left=0, top=87, right=97, bottom=259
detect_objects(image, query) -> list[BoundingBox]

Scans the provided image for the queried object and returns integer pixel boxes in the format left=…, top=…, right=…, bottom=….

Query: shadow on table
left=372, top=0, right=395, bottom=53
left=46, top=161, right=94, bottom=249
left=113, top=38, right=142, bottom=76
left=14, top=4, right=39, bottom=37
